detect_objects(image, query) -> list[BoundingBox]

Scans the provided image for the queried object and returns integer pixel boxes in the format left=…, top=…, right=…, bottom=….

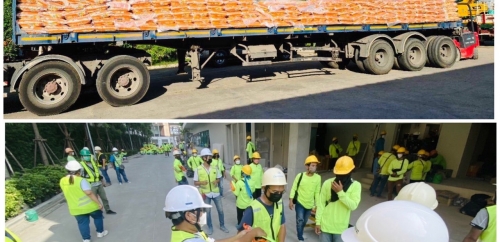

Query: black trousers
left=237, top=207, right=245, bottom=225
left=253, top=189, right=261, bottom=199
left=328, top=158, right=338, bottom=170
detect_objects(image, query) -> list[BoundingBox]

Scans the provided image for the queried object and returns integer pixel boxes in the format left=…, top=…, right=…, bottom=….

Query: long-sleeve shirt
left=378, top=153, right=396, bottom=175
left=288, top=172, right=321, bottom=209
left=230, top=164, right=243, bottom=181
left=246, top=142, right=255, bottom=159
left=375, top=138, right=385, bottom=153
left=187, top=156, right=203, bottom=169
left=173, top=158, right=185, bottom=182
left=408, top=159, right=427, bottom=180
left=316, top=178, right=361, bottom=234
left=250, top=163, right=264, bottom=188
left=233, top=178, right=255, bottom=209
left=347, top=140, right=361, bottom=156
left=211, top=158, right=224, bottom=174
left=387, top=159, right=409, bottom=181
left=430, top=154, right=446, bottom=169
left=329, top=143, right=343, bottom=158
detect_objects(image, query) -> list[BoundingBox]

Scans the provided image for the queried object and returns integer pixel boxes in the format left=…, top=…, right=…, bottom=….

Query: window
left=193, top=130, right=210, bottom=148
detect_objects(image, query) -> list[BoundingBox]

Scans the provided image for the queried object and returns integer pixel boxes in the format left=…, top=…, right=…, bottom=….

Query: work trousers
left=91, top=184, right=110, bottom=211
left=387, top=179, right=403, bottom=200
left=370, top=174, right=388, bottom=197
left=74, top=209, right=104, bottom=240
left=295, top=202, right=312, bottom=241
left=204, top=195, right=225, bottom=229
left=236, top=207, right=245, bottom=225
left=99, top=167, right=111, bottom=184
left=320, top=232, right=343, bottom=242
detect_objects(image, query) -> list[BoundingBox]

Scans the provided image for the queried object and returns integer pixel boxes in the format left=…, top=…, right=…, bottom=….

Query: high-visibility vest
left=171, top=227, right=209, bottom=242
left=5, top=229, right=21, bottom=242
left=479, top=205, right=497, bottom=242
left=197, top=166, right=219, bottom=194
left=59, top=176, right=100, bottom=216
left=251, top=199, right=283, bottom=242
left=80, top=161, right=100, bottom=183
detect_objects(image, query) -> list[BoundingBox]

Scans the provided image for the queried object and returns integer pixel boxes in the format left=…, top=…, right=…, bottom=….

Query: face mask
left=70, top=152, right=75, bottom=156
left=83, top=156, right=91, bottom=162
left=235, top=160, right=241, bottom=165
left=114, top=152, right=118, bottom=154
left=309, top=166, right=317, bottom=173
left=214, top=155, right=219, bottom=159
left=381, top=135, right=386, bottom=138
left=193, top=154, right=197, bottom=157
left=267, top=192, right=283, bottom=203
left=397, top=154, right=403, bottom=158
left=197, top=212, right=207, bottom=227
left=206, top=159, right=213, bottom=165
left=353, top=138, right=358, bottom=141
left=333, top=141, right=338, bottom=144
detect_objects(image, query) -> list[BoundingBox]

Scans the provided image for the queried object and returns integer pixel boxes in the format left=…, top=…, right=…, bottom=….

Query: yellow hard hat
left=333, top=156, right=355, bottom=175
left=252, top=152, right=261, bottom=159
left=392, top=145, right=401, bottom=150
left=380, top=131, right=387, bottom=135
left=378, top=151, right=385, bottom=155
left=242, top=165, right=252, bottom=175
left=305, top=155, right=320, bottom=165
left=417, top=149, right=426, bottom=155
left=246, top=136, right=251, bottom=140
left=192, top=149, right=198, bottom=153
left=332, top=137, right=338, bottom=141
left=397, top=147, right=406, bottom=153
left=212, top=149, right=219, bottom=154
left=233, top=155, right=240, bottom=161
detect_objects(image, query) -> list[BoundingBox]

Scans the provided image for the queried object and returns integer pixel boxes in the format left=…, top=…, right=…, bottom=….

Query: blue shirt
left=109, top=155, right=116, bottom=163
left=237, top=198, right=285, bottom=231
left=372, top=157, right=380, bottom=175
left=375, top=138, right=385, bottom=153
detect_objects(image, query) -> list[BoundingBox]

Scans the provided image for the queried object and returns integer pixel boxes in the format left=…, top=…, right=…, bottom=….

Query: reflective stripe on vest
left=171, top=228, right=209, bottom=242
left=479, top=205, right=497, bottom=242
left=197, top=166, right=219, bottom=194
left=80, top=161, right=100, bottom=183
left=59, top=176, right=100, bottom=216
left=251, top=199, right=283, bottom=242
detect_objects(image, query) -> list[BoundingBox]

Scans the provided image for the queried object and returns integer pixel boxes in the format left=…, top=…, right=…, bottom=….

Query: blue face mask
left=83, top=156, right=91, bottom=162
left=114, top=152, right=118, bottom=154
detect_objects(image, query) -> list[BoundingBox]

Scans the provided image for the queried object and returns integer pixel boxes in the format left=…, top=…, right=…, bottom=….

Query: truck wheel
left=397, top=38, right=426, bottom=71
left=96, top=55, right=150, bottom=107
left=425, top=36, right=439, bottom=66
left=18, top=61, right=81, bottom=116
left=320, top=58, right=349, bottom=70
left=362, top=39, right=395, bottom=75
left=455, top=47, right=461, bottom=62
left=211, top=50, right=227, bottom=68
left=354, top=48, right=366, bottom=73
left=428, top=36, right=457, bottom=68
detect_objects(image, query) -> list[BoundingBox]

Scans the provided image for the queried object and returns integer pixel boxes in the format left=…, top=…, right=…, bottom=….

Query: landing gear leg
left=189, top=45, right=204, bottom=83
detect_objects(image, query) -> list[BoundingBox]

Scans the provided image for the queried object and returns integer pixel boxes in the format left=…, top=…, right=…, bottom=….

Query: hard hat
left=246, top=136, right=251, bottom=140
left=353, top=134, right=358, bottom=138
left=192, top=149, right=198, bottom=153
left=112, top=147, right=118, bottom=152
left=404, top=150, right=409, bottom=155
left=378, top=151, right=385, bottom=155
left=262, top=168, right=287, bottom=186
left=392, top=145, right=401, bottom=150
left=242, top=165, right=252, bottom=176
left=305, top=155, right=320, bottom=165
left=83, top=147, right=89, bottom=150
left=417, top=149, right=426, bottom=155
left=334, top=156, right=355, bottom=175
left=380, top=131, right=387, bottom=135
left=80, top=149, right=91, bottom=156
left=65, top=160, right=82, bottom=171
left=252, top=152, right=261, bottom=159
left=233, top=155, right=240, bottom=161
left=332, top=137, right=338, bottom=141
left=94, top=146, right=101, bottom=151
left=341, top=201, right=449, bottom=242
left=200, top=148, right=212, bottom=157
left=212, top=149, right=219, bottom=154
left=163, top=185, right=212, bottom=212
left=397, top=147, right=406, bottom=153
left=65, top=147, right=73, bottom=153
left=173, top=150, right=181, bottom=155
left=395, top=182, right=438, bottom=210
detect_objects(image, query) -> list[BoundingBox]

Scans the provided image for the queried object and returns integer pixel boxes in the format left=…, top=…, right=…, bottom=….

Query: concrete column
left=286, top=123, right=311, bottom=187
left=251, top=123, right=255, bottom=144
left=383, top=123, right=399, bottom=151
left=436, top=123, right=473, bottom=178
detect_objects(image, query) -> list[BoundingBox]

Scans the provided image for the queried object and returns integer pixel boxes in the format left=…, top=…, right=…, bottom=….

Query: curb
left=6, top=192, right=66, bottom=228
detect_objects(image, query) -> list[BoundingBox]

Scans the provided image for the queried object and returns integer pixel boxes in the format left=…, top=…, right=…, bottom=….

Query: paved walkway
left=8, top=155, right=472, bottom=241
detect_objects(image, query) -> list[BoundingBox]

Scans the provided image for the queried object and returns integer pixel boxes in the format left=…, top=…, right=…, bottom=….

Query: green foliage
left=5, top=180, right=24, bottom=220
left=134, top=45, right=177, bottom=64
left=3, top=0, right=18, bottom=59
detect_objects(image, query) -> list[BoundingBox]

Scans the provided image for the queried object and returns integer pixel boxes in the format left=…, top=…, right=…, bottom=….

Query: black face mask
left=213, top=155, right=219, bottom=159
left=333, top=141, right=338, bottom=144
left=267, top=192, right=283, bottom=203
left=353, top=138, right=357, bottom=141
left=331, top=174, right=353, bottom=203
left=206, top=158, right=213, bottom=165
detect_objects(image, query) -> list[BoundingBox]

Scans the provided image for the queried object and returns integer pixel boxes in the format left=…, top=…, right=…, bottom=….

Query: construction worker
left=165, top=143, right=172, bottom=156
left=289, top=155, right=322, bottom=242
left=375, top=131, right=386, bottom=154
left=232, top=165, right=255, bottom=225
left=179, top=141, right=185, bottom=153
left=188, top=149, right=203, bottom=170
left=164, top=185, right=267, bottom=242
left=66, top=147, right=77, bottom=161
left=211, top=149, right=226, bottom=197
left=372, top=151, right=384, bottom=176
left=328, top=137, right=342, bottom=171
left=346, top=134, right=360, bottom=157
left=249, top=152, right=264, bottom=199
left=341, top=200, right=449, bottom=242
left=370, top=145, right=399, bottom=197
left=230, top=155, right=243, bottom=182
left=463, top=193, right=496, bottom=242
left=387, top=147, right=409, bottom=200
left=315, top=156, right=361, bottom=242
left=395, top=182, right=438, bottom=210
left=79, top=149, right=117, bottom=215
left=5, top=228, right=21, bottom=242
left=407, top=150, right=430, bottom=183
left=174, top=150, right=188, bottom=185
left=429, top=150, right=446, bottom=170
left=60, top=160, right=109, bottom=242
left=194, top=148, right=229, bottom=235
left=237, top=168, right=287, bottom=242
left=246, top=136, right=255, bottom=165
left=95, top=146, right=111, bottom=186
left=423, top=151, right=432, bottom=181
left=83, top=147, right=97, bottom=164
left=109, top=147, right=130, bottom=185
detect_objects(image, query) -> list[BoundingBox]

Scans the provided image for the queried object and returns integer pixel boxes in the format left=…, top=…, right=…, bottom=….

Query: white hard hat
left=173, top=150, right=182, bottom=155
left=395, top=182, right=438, bottom=210
left=163, top=185, right=212, bottom=212
left=83, top=147, right=89, bottom=150
left=200, top=148, right=212, bottom=157
left=262, top=168, right=287, bottom=186
left=112, top=147, right=118, bottom=152
left=95, top=146, right=101, bottom=151
left=65, top=160, right=82, bottom=171
left=341, top=200, right=449, bottom=242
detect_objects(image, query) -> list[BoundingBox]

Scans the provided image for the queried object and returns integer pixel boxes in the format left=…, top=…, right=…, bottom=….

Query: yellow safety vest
left=59, top=176, right=100, bottom=216
left=80, top=161, right=100, bottom=183
left=251, top=199, right=283, bottom=242
left=5, top=228, right=21, bottom=242
left=197, top=166, right=219, bottom=194
left=171, top=227, right=209, bottom=242
left=479, top=205, right=497, bottom=242
left=250, top=163, right=263, bottom=188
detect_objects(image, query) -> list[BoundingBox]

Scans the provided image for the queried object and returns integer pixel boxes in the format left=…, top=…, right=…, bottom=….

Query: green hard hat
left=80, top=149, right=91, bottom=156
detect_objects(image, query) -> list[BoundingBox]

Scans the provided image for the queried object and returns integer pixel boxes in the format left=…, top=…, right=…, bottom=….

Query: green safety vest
left=171, top=227, right=209, bottom=242
left=250, top=163, right=263, bottom=188
left=251, top=199, right=283, bottom=242
left=235, top=179, right=255, bottom=209
left=197, top=166, right=219, bottom=194
left=59, top=176, right=100, bottom=216
left=479, top=205, right=497, bottom=242
left=5, top=229, right=21, bottom=242
left=80, top=161, right=100, bottom=183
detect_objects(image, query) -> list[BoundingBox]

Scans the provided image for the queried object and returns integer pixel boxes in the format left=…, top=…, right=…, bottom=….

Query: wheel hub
left=118, top=74, right=131, bottom=87
left=44, top=81, right=59, bottom=94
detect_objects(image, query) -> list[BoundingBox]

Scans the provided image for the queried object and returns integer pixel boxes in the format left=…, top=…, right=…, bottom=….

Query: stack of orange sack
left=16, top=0, right=460, bottom=34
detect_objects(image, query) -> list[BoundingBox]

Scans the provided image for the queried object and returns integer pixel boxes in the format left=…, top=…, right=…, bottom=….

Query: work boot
left=206, top=227, right=213, bottom=235
left=83, top=240, right=91, bottom=242
left=106, top=210, right=117, bottom=214
left=220, top=226, right=229, bottom=233
left=97, top=230, right=108, bottom=238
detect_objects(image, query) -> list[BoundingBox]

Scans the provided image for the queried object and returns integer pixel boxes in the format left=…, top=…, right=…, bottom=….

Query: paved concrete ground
left=4, top=46, right=494, bottom=119
left=8, top=154, right=474, bottom=242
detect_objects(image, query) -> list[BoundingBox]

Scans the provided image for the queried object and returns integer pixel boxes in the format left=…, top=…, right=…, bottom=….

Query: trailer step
left=291, top=57, right=342, bottom=62
left=242, top=61, right=273, bottom=66
left=291, top=46, right=338, bottom=51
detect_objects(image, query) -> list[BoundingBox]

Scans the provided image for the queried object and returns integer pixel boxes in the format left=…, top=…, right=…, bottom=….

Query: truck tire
left=362, top=39, right=395, bottom=75
left=455, top=47, right=461, bottom=63
left=428, top=36, right=457, bottom=68
left=96, top=55, right=150, bottom=107
left=19, top=61, right=81, bottom=116
left=320, top=57, right=349, bottom=70
left=425, top=36, right=439, bottom=66
left=354, top=48, right=366, bottom=73
left=397, top=38, right=426, bottom=71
